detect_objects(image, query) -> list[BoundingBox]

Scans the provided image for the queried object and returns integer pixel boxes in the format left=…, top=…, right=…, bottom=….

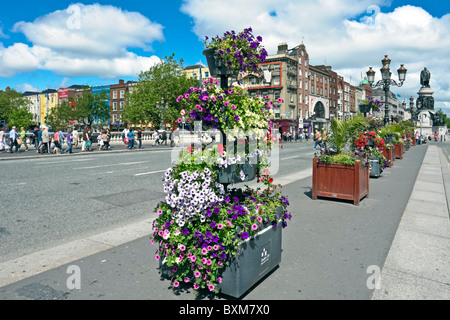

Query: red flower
left=269, top=177, right=274, bottom=184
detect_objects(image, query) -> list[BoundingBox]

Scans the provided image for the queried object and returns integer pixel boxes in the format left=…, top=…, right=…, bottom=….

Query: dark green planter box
left=218, top=219, right=282, bottom=298
left=217, top=162, right=258, bottom=184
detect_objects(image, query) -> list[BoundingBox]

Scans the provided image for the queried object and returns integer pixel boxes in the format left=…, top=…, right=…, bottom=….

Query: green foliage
left=327, top=116, right=367, bottom=154
left=124, top=53, right=198, bottom=125
left=0, top=88, right=30, bottom=128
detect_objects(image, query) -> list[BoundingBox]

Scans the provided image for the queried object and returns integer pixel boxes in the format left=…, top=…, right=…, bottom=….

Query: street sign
left=180, top=109, right=186, bottom=116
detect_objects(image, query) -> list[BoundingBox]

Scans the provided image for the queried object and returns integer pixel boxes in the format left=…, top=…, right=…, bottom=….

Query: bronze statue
left=420, top=67, right=431, bottom=88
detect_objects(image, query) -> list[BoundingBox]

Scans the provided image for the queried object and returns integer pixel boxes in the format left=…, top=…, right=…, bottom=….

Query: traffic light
left=391, top=115, right=394, bottom=123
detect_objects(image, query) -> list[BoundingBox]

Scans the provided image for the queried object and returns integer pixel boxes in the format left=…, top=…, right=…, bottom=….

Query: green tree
left=124, top=53, right=198, bottom=127
left=73, top=87, right=109, bottom=128
left=0, top=88, right=30, bottom=128
left=46, top=100, right=73, bottom=129
left=9, top=107, right=33, bottom=129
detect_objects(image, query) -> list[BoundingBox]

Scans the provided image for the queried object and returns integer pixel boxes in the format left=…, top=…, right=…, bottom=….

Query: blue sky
left=1, top=0, right=450, bottom=114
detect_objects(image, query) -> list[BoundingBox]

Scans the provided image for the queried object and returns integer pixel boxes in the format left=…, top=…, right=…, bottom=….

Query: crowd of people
left=0, top=126, right=115, bottom=155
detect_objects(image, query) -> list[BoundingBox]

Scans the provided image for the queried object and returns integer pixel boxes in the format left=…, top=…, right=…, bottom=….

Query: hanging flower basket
left=203, top=48, right=238, bottom=77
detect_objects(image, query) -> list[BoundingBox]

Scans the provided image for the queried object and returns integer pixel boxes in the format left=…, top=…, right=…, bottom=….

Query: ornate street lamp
left=156, top=98, right=169, bottom=130
left=366, top=55, right=407, bottom=125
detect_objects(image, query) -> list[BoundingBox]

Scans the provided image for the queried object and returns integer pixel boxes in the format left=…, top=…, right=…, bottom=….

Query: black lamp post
left=156, top=98, right=169, bottom=130
left=366, top=55, right=407, bottom=125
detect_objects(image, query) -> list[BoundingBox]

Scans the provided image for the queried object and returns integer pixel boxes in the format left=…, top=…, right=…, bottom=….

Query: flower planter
left=218, top=215, right=282, bottom=298
left=203, top=48, right=237, bottom=77
left=217, top=162, right=258, bottom=184
left=312, top=158, right=369, bottom=205
left=394, top=143, right=403, bottom=159
left=381, top=146, right=394, bottom=167
left=158, top=207, right=283, bottom=298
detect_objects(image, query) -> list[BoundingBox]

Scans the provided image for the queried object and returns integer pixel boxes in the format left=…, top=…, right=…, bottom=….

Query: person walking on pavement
left=0, top=126, right=6, bottom=153
left=33, top=127, right=39, bottom=150
left=42, top=126, right=50, bottom=154
left=105, top=129, right=111, bottom=150
left=9, top=126, right=19, bottom=153
left=314, top=129, right=321, bottom=149
left=82, top=127, right=92, bottom=152
left=19, top=127, right=29, bottom=152
left=127, top=128, right=135, bottom=150
left=65, top=129, right=73, bottom=154
left=137, top=128, right=143, bottom=149
left=434, top=131, right=438, bottom=142
left=72, top=128, right=79, bottom=148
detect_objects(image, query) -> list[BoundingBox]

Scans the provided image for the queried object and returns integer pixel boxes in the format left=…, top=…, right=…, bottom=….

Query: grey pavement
left=0, top=141, right=449, bottom=300
left=371, top=145, right=450, bottom=300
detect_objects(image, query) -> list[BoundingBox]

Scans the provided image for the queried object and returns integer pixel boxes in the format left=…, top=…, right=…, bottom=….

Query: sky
left=1, top=0, right=450, bottom=115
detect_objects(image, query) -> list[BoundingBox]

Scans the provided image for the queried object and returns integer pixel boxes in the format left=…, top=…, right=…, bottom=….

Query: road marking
left=74, top=161, right=147, bottom=170
left=34, top=158, right=95, bottom=165
left=281, top=155, right=301, bottom=160
left=135, top=169, right=167, bottom=176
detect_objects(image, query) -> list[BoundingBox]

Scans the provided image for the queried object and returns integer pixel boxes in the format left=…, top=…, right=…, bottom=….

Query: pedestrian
left=101, top=129, right=108, bottom=150
left=153, top=131, right=160, bottom=145
left=123, top=127, right=129, bottom=149
left=82, top=127, right=92, bottom=152
left=97, top=130, right=104, bottom=150
left=322, top=129, right=327, bottom=145
left=434, top=131, right=438, bottom=142
left=72, top=128, right=79, bottom=148
left=33, top=127, right=39, bottom=150
left=42, top=126, right=50, bottom=154
left=415, top=131, right=419, bottom=145
left=52, top=127, right=61, bottom=154
left=105, top=129, right=111, bottom=150
left=127, top=128, right=135, bottom=150
left=19, top=127, right=29, bottom=152
left=161, top=130, right=167, bottom=145
left=9, top=126, right=19, bottom=153
left=137, top=128, right=143, bottom=149
left=65, top=129, right=73, bottom=154
left=314, top=129, right=321, bottom=149
left=0, top=126, right=6, bottom=153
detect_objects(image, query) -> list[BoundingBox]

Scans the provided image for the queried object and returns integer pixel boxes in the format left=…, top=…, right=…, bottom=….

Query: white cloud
left=181, top=0, right=450, bottom=114
left=16, top=83, right=39, bottom=92
left=0, top=3, right=163, bottom=78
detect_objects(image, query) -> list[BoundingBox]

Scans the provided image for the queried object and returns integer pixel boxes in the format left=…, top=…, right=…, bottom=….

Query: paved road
left=0, top=139, right=448, bottom=302
left=0, top=140, right=313, bottom=264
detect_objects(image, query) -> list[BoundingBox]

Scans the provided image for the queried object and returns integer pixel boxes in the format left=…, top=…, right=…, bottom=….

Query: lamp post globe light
left=366, top=55, right=407, bottom=125
left=156, top=98, right=169, bottom=131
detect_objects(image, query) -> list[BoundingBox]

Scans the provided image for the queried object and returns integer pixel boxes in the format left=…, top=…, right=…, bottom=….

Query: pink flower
left=213, top=245, right=218, bottom=251
left=202, top=257, right=207, bottom=264
left=194, top=283, right=199, bottom=290
left=218, top=277, right=223, bottom=283
left=208, top=284, right=215, bottom=291
left=173, top=281, right=179, bottom=287
left=206, top=259, right=212, bottom=266
left=155, top=255, right=160, bottom=261
left=180, top=245, right=186, bottom=251
left=252, top=224, right=258, bottom=230
left=202, top=248, right=208, bottom=255
left=217, top=223, right=223, bottom=229
left=191, top=255, right=197, bottom=262
left=184, top=277, right=190, bottom=283
left=257, top=216, right=263, bottom=223
left=157, top=209, right=163, bottom=215
left=194, top=271, right=201, bottom=278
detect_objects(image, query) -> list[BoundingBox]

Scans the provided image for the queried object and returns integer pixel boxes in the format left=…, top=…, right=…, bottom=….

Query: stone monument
left=416, top=67, right=435, bottom=136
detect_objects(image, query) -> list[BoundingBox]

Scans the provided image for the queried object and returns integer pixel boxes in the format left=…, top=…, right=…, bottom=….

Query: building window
left=204, top=72, right=209, bottom=77
left=113, top=102, right=117, bottom=111
left=120, top=90, right=125, bottom=99
left=113, top=91, right=117, bottom=99
left=273, top=76, right=280, bottom=86
left=120, top=101, right=124, bottom=110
